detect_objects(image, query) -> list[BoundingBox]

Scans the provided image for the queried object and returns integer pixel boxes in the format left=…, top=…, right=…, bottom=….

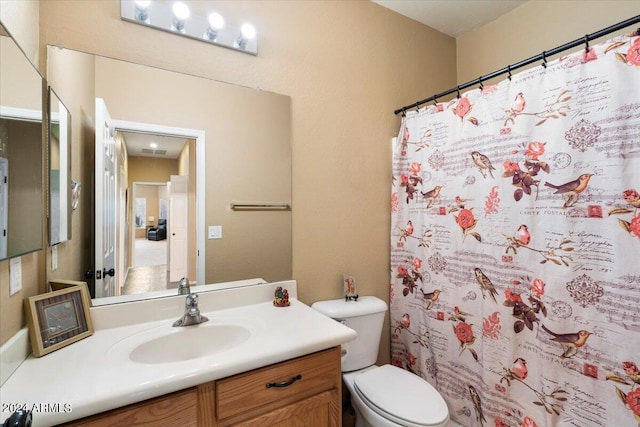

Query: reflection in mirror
left=46, top=46, right=292, bottom=304
left=48, top=87, right=72, bottom=245
left=0, top=22, right=44, bottom=260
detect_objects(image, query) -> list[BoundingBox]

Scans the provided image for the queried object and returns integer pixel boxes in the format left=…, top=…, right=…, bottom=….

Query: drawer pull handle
left=266, top=374, right=302, bottom=389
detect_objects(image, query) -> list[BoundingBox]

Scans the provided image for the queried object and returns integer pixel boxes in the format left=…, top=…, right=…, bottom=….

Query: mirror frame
left=47, top=86, right=72, bottom=246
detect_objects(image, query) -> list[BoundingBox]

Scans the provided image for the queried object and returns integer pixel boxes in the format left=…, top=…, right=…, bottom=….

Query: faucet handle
left=185, top=293, right=198, bottom=308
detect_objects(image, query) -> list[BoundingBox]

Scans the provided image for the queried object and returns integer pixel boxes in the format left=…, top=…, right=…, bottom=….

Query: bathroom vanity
left=62, top=347, right=340, bottom=426
left=0, top=281, right=356, bottom=426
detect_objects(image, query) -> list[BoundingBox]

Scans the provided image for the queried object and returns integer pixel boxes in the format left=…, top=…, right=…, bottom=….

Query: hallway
left=121, top=238, right=169, bottom=295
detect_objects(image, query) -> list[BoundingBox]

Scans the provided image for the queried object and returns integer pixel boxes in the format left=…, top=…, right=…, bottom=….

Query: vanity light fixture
left=120, top=0, right=258, bottom=55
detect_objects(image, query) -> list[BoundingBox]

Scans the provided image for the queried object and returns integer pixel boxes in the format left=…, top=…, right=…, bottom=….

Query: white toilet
left=312, top=296, right=450, bottom=427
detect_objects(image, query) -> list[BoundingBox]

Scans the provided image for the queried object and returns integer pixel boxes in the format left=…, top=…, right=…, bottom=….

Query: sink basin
left=130, top=324, right=251, bottom=364
left=106, top=316, right=260, bottom=365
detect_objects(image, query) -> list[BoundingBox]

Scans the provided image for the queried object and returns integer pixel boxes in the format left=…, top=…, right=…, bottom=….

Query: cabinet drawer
left=215, top=347, right=340, bottom=421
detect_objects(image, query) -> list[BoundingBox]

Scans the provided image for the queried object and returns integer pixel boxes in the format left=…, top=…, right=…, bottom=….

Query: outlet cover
left=208, top=225, right=222, bottom=239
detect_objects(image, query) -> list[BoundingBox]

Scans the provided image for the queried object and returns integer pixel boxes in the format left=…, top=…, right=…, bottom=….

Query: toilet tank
left=312, top=296, right=387, bottom=372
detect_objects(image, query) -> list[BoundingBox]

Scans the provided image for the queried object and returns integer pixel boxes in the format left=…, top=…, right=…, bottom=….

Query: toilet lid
left=354, top=365, right=449, bottom=427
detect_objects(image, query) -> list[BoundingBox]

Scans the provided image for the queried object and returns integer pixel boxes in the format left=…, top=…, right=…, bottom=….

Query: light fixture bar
left=120, top=0, right=258, bottom=56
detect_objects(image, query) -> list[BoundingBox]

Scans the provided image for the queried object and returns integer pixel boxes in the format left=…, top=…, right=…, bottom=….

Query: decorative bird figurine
left=419, top=288, right=441, bottom=309
left=511, top=357, right=528, bottom=380
left=514, top=224, right=531, bottom=246
left=471, top=151, right=496, bottom=179
left=421, top=185, right=442, bottom=208
left=540, top=324, right=592, bottom=358
left=469, top=385, right=486, bottom=426
left=544, top=174, right=593, bottom=209
left=474, top=268, right=498, bottom=303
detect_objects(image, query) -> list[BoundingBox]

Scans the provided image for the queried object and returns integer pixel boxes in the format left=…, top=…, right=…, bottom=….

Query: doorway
left=111, top=120, right=206, bottom=295
left=123, top=181, right=169, bottom=295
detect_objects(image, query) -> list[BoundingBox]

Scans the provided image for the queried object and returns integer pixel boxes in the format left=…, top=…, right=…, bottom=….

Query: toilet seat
left=353, top=365, right=449, bottom=427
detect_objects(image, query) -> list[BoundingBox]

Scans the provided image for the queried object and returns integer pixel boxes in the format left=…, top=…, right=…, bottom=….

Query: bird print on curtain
left=390, top=31, right=640, bottom=427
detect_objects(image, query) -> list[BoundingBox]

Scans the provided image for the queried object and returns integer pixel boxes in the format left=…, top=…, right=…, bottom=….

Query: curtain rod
left=394, top=15, right=640, bottom=116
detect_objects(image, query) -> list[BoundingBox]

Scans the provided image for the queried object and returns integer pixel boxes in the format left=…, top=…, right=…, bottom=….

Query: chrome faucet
left=177, top=277, right=190, bottom=295
left=173, top=293, right=209, bottom=327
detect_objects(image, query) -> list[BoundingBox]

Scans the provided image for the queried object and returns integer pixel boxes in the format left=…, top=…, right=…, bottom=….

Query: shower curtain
left=390, top=32, right=640, bottom=427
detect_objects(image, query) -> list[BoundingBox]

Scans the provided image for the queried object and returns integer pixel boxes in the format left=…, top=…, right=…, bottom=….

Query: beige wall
left=0, top=0, right=39, bottom=69
left=457, top=1, right=639, bottom=84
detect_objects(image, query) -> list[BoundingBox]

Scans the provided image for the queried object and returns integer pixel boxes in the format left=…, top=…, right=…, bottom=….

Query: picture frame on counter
left=24, top=282, right=94, bottom=357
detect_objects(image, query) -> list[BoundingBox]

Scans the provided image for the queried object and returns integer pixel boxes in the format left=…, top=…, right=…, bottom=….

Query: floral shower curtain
left=390, top=32, right=640, bottom=427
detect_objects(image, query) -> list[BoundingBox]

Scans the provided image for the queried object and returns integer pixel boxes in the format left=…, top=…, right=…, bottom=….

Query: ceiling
left=371, top=0, right=527, bottom=38
left=120, top=131, right=188, bottom=159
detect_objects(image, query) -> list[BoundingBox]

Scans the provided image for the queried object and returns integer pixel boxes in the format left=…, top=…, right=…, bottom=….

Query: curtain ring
left=542, top=51, right=547, bottom=68
left=478, top=76, right=484, bottom=91
left=507, top=65, right=512, bottom=81
left=584, top=35, right=590, bottom=53
left=456, top=86, right=461, bottom=99
left=433, top=95, right=438, bottom=106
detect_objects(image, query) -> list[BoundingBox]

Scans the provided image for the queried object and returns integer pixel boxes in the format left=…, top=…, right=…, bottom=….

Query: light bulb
left=241, top=23, right=256, bottom=40
left=134, top=0, right=151, bottom=23
left=171, top=2, right=190, bottom=32
left=208, top=13, right=224, bottom=31
left=204, top=12, right=224, bottom=41
left=134, top=0, right=151, bottom=8
left=172, top=2, right=190, bottom=21
left=236, top=23, right=256, bottom=49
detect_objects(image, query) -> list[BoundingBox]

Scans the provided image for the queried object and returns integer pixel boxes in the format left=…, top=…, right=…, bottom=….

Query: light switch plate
left=9, top=257, right=22, bottom=295
left=208, top=225, right=222, bottom=239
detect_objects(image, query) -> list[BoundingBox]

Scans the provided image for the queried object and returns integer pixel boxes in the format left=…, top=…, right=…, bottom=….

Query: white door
left=0, top=157, right=8, bottom=259
left=94, top=98, right=117, bottom=297
left=169, top=175, right=188, bottom=282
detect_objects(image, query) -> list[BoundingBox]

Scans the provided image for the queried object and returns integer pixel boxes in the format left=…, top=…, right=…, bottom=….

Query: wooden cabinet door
left=61, top=388, right=198, bottom=427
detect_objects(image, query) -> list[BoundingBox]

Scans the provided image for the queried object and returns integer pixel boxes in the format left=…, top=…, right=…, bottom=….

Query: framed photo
left=24, top=282, right=94, bottom=357
left=49, top=279, right=91, bottom=295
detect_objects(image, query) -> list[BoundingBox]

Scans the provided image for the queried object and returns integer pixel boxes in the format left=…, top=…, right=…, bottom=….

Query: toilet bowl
left=311, top=296, right=450, bottom=427
left=344, top=365, right=450, bottom=427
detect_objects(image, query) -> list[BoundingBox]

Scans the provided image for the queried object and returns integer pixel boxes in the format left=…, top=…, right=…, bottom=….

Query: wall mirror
left=0, top=22, right=44, bottom=261
left=46, top=46, right=292, bottom=303
left=48, top=87, right=72, bottom=245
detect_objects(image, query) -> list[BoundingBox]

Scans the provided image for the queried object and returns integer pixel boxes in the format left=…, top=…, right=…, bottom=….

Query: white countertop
left=0, top=281, right=356, bottom=426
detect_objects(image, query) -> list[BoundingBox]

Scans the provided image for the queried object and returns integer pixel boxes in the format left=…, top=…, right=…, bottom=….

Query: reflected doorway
left=118, top=130, right=195, bottom=295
